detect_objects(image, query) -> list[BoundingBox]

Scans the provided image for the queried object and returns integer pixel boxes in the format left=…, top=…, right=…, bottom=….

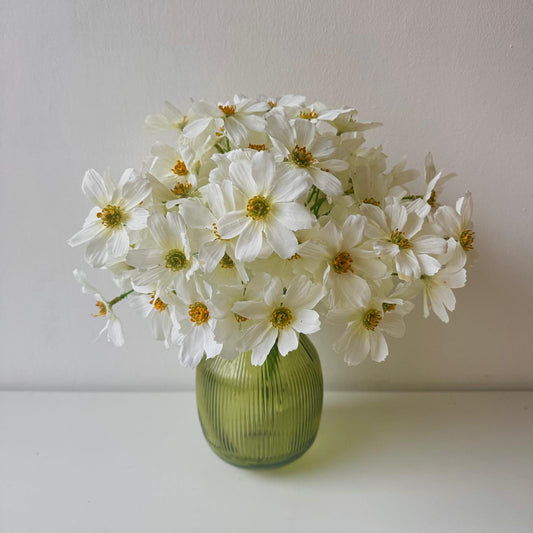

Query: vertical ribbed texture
left=196, top=334, right=323, bottom=468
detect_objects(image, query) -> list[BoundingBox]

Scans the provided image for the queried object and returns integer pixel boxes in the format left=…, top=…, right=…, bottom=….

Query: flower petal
left=278, top=327, right=299, bottom=356
left=235, top=221, right=263, bottom=262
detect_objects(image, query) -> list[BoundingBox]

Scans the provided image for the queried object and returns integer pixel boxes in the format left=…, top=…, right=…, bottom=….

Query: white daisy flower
left=184, top=95, right=270, bottom=146
left=361, top=199, right=447, bottom=281
left=73, top=269, right=126, bottom=347
left=267, top=114, right=348, bottom=197
left=171, top=279, right=222, bottom=367
left=216, top=150, right=315, bottom=262
left=233, top=275, right=324, bottom=366
left=128, top=288, right=179, bottom=348
left=126, top=211, right=198, bottom=294
left=299, top=215, right=387, bottom=307
left=144, top=101, right=188, bottom=132
left=68, top=169, right=151, bottom=268
left=434, top=192, right=475, bottom=263
left=148, top=142, right=198, bottom=201
left=327, top=286, right=407, bottom=365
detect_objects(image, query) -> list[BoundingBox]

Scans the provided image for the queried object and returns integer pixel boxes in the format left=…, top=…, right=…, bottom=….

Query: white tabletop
left=1, top=391, right=532, bottom=532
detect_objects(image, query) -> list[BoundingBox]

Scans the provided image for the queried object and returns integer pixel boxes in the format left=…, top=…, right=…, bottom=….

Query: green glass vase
left=196, top=334, right=323, bottom=468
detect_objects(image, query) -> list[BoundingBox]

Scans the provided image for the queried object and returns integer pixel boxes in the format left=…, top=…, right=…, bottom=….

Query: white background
left=1, top=0, right=532, bottom=391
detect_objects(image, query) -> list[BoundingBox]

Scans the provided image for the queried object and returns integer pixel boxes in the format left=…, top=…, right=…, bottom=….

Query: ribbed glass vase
left=196, top=334, right=323, bottom=468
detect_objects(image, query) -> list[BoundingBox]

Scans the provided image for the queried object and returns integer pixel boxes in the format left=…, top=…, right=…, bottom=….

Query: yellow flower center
left=164, top=249, right=188, bottom=272
left=171, top=181, right=192, bottom=196
left=219, top=253, right=235, bottom=269
left=428, top=190, right=437, bottom=207
left=290, top=145, right=315, bottom=167
left=362, top=197, right=381, bottom=207
left=363, top=309, right=382, bottom=331
left=219, top=104, right=236, bottom=116
left=234, top=313, right=248, bottom=323
left=96, top=204, right=124, bottom=228
left=172, top=160, right=188, bottom=176
left=149, top=295, right=168, bottom=313
left=460, top=230, right=475, bottom=251
left=246, top=195, right=271, bottom=220
left=270, top=306, right=293, bottom=329
left=333, top=251, right=354, bottom=274
left=93, top=301, right=107, bottom=317
left=288, top=253, right=301, bottom=261
left=382, top=302, right=396, bottom=313
left=299, top=110, right=318, bottom=120
left=248, top=143, right=267, bottom=151
left=389, top=228, right=411, bottom=249
left=268, top=100, right=277, bottom=108
left=189, top=302, right=209, bottom=325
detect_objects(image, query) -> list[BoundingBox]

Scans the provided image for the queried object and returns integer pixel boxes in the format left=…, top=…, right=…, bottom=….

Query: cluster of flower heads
left=69, top=94, right=475, bottom=367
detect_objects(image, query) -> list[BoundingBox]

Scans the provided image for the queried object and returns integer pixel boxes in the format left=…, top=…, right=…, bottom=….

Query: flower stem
left=108, top=289, right=134, bottom=308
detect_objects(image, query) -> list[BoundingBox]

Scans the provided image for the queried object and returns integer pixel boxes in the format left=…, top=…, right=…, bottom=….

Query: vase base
left=203, top=434, right=317, bottom=469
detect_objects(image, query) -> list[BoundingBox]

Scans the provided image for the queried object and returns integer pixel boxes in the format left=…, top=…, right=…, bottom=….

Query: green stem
left=108, top=289, right=134, bottom=308
left=402, top=194, right=424, bottom=201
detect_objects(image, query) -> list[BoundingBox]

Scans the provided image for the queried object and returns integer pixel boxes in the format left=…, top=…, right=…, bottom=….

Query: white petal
left=435, top=206, right=462, bottom=237
left=235, top=222, right=263, bottom=262
left=395, top=250, right=421, bottom=281
left=292, top=309, right=321, bottom=334
left=413, top=236, right=447, bottom=255
left=127, top=208, right=149, bottom=230
left=229, top=160, right=257, bottom=197
left=106, top=316, right=125, bottom=347
left=251, top=328, right=278, bottom=366
left=369, top=331, right=388, bottom=362
left=217, top=210, right=249, bottom=239
left=183, top=117, right=212, bottom=138
left=273, top=203, right=314, bottom=231
left=264, top=220, right=298, bottom=259
left=264, top=276, right=284, bottom=307
left=277, top=328, right=298, bottom=356
left=342, top=215, right=366, bottom=248
left=308, top=167, right=343, bottom=196
left=107, top=227, right=129, bottom=259
left=334, top=274, right=371, bottom=307
left=120, top=178, right=151, bottom=210
left=126, top=248, right=162, bottom=269
left=418, top=254, right=442, bottom=277
left=335, top=326, right=370, bottom=366
left=381, top=313, right=405, bottom=338
left=82, top=169, right=112, bottom=207
left=272, top=166, right=311, bottom=201
left=251, top=151, right=276, bottom=193
left=224, top=116, right=249, bottom=145
left=148, top=213, right=173, bottom=250
left=199, top=239, right=226, bottom=272
left=294, top=118, right=315, bottom=148
left=85, top=231, right=111, bottom=268
left=68, top=220, right=104, bottom=247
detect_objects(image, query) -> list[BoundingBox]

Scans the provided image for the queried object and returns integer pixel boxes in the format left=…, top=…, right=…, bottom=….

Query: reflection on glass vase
left=196, top=334, right=323, bottom=468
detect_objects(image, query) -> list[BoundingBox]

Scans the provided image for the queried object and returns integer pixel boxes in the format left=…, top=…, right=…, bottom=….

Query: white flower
left=147, top=142, right=198, bottom=202
left=171, top=279, right=222, bottom=367
left=144, top=101, right=188, bottom=132
left=299, top=215, right=386, bottom=307
left=185, top=95, right=270, bottom=146
left=362, top=199, right=447, bottom=281
left=128, top=289, right=179, bottom=348
left=233, top=275, right=324, bottom=366
left=327, top=287, right=407, bottom=365
left=434, top=192, right=475, bottom=263
left=267, top=114, right=348, bottom=197
left=68, top=169, right=151, bottom=268
left=179, top=181, right=248, bottom=282
left=126, top=211, right=198, bottom=294
left=420, top=239, right=467, bottom=322
left=73, top=269, right=125, bottom=347
left=216, top=151, right=315, bottom=262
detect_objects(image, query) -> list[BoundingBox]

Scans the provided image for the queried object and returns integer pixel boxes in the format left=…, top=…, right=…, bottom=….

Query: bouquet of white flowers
left=69, top=95, right=475, bottom=367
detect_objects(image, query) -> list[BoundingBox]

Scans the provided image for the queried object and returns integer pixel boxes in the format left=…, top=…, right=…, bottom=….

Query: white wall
left=1, top=0, right=532, bottom=391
